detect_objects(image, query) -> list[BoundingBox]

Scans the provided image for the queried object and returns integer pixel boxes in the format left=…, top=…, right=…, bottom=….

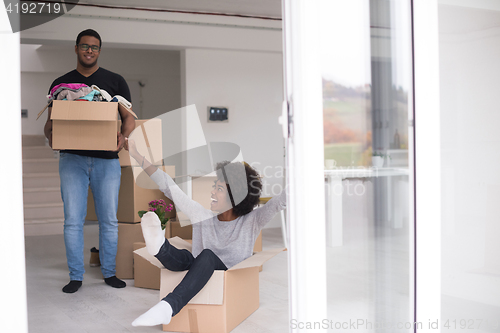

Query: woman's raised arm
left=125, top=138, right=213, bottom=224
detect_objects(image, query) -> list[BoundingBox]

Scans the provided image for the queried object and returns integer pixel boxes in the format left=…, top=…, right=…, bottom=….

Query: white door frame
left=412, top=0, right=442, bottom=330
left=282, top=0, right=328, bottom=332
left=0, top=7, right=29, bottom=333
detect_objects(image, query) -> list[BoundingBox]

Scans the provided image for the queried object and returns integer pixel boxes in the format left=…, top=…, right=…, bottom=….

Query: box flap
left=118, top=119, right=162, bottom=166
left=118, top=102, right=138, bottom=119
left=228, top=247, right=285, bottom=271
left=51, top=100, right=118, bottom=121
left=168, top=236, right=193, bottom=251
left=133, top=246, right=164, bottom=269
left=133, top=236, right=192, bottom=268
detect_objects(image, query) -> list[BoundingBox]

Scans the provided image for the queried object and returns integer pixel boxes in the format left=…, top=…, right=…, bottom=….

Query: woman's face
left=210, top=180, right=233, bottom=213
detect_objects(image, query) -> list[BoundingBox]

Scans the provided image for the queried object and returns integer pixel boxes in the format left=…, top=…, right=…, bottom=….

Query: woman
left=126, top=138, right=286, bottom=327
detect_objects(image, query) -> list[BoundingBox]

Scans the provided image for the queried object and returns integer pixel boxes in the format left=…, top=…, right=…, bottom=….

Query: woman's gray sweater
left=150, top=169, right=286, bottom=268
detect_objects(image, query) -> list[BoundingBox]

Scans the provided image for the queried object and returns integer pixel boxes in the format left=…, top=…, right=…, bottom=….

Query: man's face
left=75, top=35, right=100, bottom=68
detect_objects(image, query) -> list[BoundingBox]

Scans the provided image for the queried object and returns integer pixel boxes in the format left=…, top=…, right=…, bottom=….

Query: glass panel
left=439, top=2, right=500, bottom=331
left=321, top=0, right=414, bottom=331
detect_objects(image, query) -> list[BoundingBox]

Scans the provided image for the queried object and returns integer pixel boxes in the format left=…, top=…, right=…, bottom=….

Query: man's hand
left=115, top=132, right=125, bottom=152
left=44, top=107, right=58, bottom=151
left=47, top=132, right=59, bottom=151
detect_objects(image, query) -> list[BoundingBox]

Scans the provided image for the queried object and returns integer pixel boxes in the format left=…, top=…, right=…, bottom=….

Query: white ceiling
left=80, top=0, right=282, bottom=19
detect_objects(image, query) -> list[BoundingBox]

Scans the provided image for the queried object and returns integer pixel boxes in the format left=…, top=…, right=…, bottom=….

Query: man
left=44, top=29, right=136, bottom=293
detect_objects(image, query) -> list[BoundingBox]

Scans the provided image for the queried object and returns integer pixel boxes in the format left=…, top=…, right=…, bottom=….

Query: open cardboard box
left=133, top=229, right=261, bottom=290
left=134, top=237, right=285, bottom=333
left=50, top=100, right=118, bottom=150
left=46, top=100, right=139, bottom=150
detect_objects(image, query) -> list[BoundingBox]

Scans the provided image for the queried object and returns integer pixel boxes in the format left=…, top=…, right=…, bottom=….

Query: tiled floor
left=25, top=225, right=289, bottom=333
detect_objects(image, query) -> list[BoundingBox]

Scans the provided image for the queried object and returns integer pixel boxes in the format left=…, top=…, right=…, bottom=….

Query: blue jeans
left=155, top=239, right=227, bottom=316
left=59, top=152, right=121, bottom=281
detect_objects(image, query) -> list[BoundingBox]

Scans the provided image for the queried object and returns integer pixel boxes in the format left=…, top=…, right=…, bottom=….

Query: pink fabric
left=50, top=83, right=90, bottom=97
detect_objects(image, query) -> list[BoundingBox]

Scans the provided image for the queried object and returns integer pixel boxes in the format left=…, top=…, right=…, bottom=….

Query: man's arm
left=116, top=104, right=136, bottom=151
left=44, top=107, right=54, bottom=149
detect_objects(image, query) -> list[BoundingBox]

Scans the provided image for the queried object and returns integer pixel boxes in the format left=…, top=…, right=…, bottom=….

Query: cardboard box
left=116, top=223, right=145, bottom=279
left=87, top=165, right=176, bottom=223
left=50, top=100, right=119, bottom=150
left=133, top=230, right=263, bottom=290
left=118, top=119, right=163, bottom=166
left=134, top=237, right=284, bottom=333
left=253, top=231, right=262, bottom=253
left=170, top=221, right=193, bottom=240
left=133, top=242, right=162, bottom=289
left=132, top=220, right=190, bottom=291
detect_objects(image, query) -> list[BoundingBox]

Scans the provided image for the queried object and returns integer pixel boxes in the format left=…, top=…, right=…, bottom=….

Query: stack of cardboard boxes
left=84, top=119, right=193, bottom=279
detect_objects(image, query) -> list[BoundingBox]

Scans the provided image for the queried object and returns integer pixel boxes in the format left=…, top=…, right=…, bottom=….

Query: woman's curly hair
left=215, top=161, right=262, bottom=217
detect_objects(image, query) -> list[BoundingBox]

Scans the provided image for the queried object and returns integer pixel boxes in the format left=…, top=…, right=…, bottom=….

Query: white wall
left=439, top=3, right=500, bottom=311
left=184, top=49, right=284, bottom=227
left=21, top=44, right=181, bottom=135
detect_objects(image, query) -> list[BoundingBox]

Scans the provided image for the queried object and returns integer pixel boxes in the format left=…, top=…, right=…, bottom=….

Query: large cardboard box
left=133, top=229, right=261, bottom=291
left=253, top=231, right=262, bottom=253
left=133, top=242, right=162, bottom=289
left=116, top=223, right=144, bottom=279
left=170, top=221, right=193, bottom=240
left=87, top=165, right=176, bottom=223
left=50, top=100, right=119, bottom=150
left=118, top=119, right=163, bottom=166
left=135, top=237, right=284, bottom=333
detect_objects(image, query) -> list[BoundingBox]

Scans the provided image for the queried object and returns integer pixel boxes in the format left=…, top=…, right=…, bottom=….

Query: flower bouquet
left=138, top=199, right=174, bottom=230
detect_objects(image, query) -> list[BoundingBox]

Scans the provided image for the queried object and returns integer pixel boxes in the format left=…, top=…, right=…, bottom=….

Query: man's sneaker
left=90, top=247, right=100, bottom=267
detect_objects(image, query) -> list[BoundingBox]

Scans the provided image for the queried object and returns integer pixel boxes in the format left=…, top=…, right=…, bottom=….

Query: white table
left=324, top=167, right=409, bottom=247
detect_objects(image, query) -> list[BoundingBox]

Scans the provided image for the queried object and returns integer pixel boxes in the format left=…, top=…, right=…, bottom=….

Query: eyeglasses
left=78, top=44, right=100, bottom=52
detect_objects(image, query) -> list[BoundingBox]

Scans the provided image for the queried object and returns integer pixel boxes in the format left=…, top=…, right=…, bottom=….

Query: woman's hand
left=125, top=137, right=141, bottom=162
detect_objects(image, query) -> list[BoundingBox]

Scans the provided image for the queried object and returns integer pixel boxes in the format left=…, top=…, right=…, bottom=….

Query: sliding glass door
left=321, top=1, right=414, bottom=331
left=283, top=0, right=415, bottom=331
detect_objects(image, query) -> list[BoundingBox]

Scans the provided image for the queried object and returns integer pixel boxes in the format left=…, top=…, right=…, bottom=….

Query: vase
left=372, top=156, right=384, bottom=168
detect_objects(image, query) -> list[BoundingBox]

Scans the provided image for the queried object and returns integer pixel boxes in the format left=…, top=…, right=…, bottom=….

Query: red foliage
left=323, top=118, right=360, bottom=144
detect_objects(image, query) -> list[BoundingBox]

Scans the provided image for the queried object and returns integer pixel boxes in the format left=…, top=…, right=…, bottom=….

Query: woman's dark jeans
left=154, top=239, right=227, bottom=316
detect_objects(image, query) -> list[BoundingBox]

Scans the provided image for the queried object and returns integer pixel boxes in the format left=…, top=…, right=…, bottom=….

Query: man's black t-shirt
left=48, top=67, right=131, bottom=159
